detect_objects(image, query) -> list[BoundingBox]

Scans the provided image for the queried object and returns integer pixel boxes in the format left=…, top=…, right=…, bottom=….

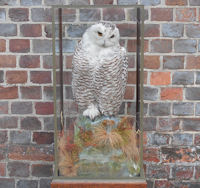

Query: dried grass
left=119, top=117, right=140, bottom=162
left=93, top=117, right=140, bottom=163
left=121, top=129, right=139, bottom=162
left=58, top=150, right=79, bottom=177
left=94, top=125, right=123, bottom=149
left=58, top=131, right=78, bottom=177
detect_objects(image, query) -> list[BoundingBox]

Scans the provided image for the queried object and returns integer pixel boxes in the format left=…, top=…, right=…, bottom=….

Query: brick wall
left=0, top=0, right=200, bottom=187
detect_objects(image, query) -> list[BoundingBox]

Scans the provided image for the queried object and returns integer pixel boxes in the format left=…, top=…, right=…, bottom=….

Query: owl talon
left=83, top=104, right=100, bottom=120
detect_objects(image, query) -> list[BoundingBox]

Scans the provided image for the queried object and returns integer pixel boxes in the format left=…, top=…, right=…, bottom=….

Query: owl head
left=83, top=22, right=120, bottom=48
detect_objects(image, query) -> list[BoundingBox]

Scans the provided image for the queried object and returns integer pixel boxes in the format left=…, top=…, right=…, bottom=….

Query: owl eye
left=97, top=31, right=103, bottom=36
left=110, top=34, right=115, bottom=38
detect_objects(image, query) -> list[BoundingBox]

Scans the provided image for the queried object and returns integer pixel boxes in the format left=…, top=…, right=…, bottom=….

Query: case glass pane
left=52, top=5, right=144, bottom=179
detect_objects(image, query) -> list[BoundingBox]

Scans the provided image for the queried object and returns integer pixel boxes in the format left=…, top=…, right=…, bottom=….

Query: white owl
left=72, top=22, right=128, bottom=120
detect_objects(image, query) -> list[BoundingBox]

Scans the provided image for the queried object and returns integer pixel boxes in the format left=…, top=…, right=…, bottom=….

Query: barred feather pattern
left=72, top=41, right=128, bottom=116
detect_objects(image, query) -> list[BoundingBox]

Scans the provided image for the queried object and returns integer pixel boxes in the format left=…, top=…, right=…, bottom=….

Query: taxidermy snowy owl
left=72, top=22, right=128, bottom=120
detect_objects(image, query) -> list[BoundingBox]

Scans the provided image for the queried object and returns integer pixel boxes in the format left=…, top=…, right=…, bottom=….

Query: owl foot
left=83, top=104, right=100, bottom=120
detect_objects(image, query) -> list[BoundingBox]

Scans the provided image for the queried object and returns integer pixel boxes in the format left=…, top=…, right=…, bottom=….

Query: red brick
left=0, top=55, right=16, bottom=68
left=103, top=8, right=125, bottom=21
left=61, top=8, right=76, bottom=22
left=8, top=145, right=54, bottom=161
left=127, top=40, right=149, bottom=53
left=8, top=162, right=29, bottom=177
left=43, top=86, right=54, bottom=100
left=172, top=166, right=194, bottom=180
left=151, top=39, right=172, bottom=53
left=127, top=71, right=147, bottom=84
left=161, top=147, right=196, bottom=163
left=144, top=24, right=160, bottom=37
left=0, top=163, right=5, bottom=176
left=176, top=8, right=196, bottom=22
left=32, top=164, right=53, bottom=177
left=143, top=132, right=147, bottom=146
left=0, top=145, right=6, bottom=160
left=9, top=39, right=30, bottom=53
left=0, top=39, right=6, bottom=52
left=147, top=164, right=170, bottom=179
left=18, top=180, right=38, bottom=188
left=44, top=24, right=55, bottom=38
left=79, top=9, right=99, bottom=22
left=32, top=8, right=52, bottom=22
left=10, top=131, right=30, bottom=144
left=0, top=102, right=8, bottom=114
left=144, top=56, right=160, bottom=69
left=151, top=8, right=173, bottom=21
left=197, top=149, right=200, bottom=162
left=0, top=117, right=18, bottom=129
left=0, top=87, right=18, bottom=99
left=21, top=24, right=42, bottom=37
left=35, top=102, right=53, bottom=115
left=145, top=40, right=149, bottom=52
left=20, top=55, right=40, bottom=68
left=150, top=72, right=171, bottom=85
left=64, top=101, right=78, bottom=116
left=186, top=56, right=200, bottom=69
left=124, top=86, right=134, bottom=100
left=43, top=55, right=59, bottom=69
left=94, top=0, right=113, bottom=4
left=161, top=88, right=183, bottom=100
left=31, top=71, right=51, bottom=84
left=166, top=0, right=187, bottom=5
left=56, top=71, right=71, bottom=85
left=0, top=178, right=14, bottom=187
left=21, top=117, right=41, bottom=130
left=33, top=132, right=54, bottom=144
left=154, top=180, right=172, bottom=188
left=65, top=86, right=73, bottom=100
left=163, top=56, right=184, bottom=70
left=66, top=55, right=73, bottom=69
left=143, top=147, right=160, bottom=162
left=186, top=24, right=200, bottom=38
left=33, top=40, right=52, bottom=53
left=0, top=71, right=4, bottom=83
left=199, top=9, right=200, bottom=21
left=175, top=39, right=196, bottom=53
left=6, top=71, right=27, bottom=84
left=158, top=118, right=180, bottom=131
left=182, top=118, right=200, bottom=131
left=0, top=131, right=7, bottom=144
left=11, top=102, right=32, bottom=114
left=147, top=132, right=170, bottom=145
left=143, top=117, right=156, bottom=131
left=194, top=134, right=200, bottom=145
left=127, top=55, right=135, bottom=68
left=43, top=117, right=54, bottom=130
left=20, top=86, right=41, bottom=99
left=9, top=8, right=29, bottom=22
left=117, top=24, right=136, bottom=37
left=195, top=166, right=200, bottom=180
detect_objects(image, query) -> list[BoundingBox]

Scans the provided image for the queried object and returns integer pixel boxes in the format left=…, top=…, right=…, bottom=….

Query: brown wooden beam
left=51, top=180, right=147, bottom=188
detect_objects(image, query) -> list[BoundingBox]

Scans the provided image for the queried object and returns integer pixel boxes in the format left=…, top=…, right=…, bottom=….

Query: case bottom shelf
left=51, top=179, right=147, bottom=188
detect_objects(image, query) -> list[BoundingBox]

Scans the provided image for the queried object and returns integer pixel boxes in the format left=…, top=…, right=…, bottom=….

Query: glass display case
left=51, top=4, right=145, bottom=186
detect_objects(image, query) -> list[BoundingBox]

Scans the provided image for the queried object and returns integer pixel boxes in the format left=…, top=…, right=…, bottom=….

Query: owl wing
left=72, top=41, right=95, bottom=110
left=95, top=46, right=128, bottom=116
